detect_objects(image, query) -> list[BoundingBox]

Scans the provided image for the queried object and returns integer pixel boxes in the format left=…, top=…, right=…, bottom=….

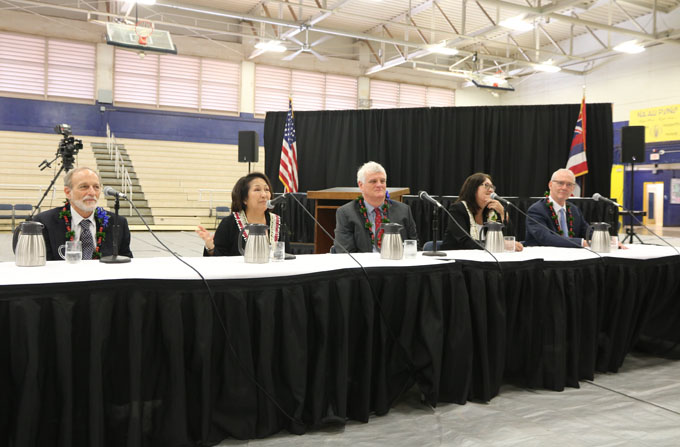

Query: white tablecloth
left=1, top=244, right=677, bottom=286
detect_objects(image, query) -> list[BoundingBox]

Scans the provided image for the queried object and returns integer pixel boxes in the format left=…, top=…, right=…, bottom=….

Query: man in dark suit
left=525, top=168, right=589, bottom=248
left=34, top=167, right=133, bottom=260
left=334, top=161, right=418, bottom=253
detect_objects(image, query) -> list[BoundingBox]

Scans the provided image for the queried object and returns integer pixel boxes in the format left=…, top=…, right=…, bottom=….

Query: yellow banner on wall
left=629, top=104, right=680, bottom=143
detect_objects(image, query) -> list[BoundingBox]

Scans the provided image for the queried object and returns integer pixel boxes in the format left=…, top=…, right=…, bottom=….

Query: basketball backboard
left=106, top=22, right=177, bottom=54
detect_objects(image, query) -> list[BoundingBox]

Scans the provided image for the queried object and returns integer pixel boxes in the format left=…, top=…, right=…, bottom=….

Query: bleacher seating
left=0, top=131, right=101, bottom=231
left=0, top=131, right=265, bottom=232
left=118, top=137, right=264, bottom=230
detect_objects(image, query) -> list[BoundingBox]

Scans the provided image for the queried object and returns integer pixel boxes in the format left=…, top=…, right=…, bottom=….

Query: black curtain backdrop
left=264, top=104, right=613, bottom=198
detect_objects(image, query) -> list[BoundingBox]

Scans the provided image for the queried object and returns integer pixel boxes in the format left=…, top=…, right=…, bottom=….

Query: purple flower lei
left=95, top=207, right=110, bottom=228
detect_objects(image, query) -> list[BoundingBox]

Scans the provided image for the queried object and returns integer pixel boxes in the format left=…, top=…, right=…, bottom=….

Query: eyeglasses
left=481, top=183, right=496, bottom=191
left=552, top=180, right=576, bottom=188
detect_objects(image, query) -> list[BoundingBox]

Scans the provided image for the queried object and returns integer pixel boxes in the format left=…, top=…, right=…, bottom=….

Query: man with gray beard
left=34, top=167, right=132, bottom=260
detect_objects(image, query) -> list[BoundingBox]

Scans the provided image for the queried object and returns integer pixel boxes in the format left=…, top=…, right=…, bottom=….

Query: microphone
left=266, top=193, right=287, bottom=209
left=592, top=193, right=622, bottom=208
left=418, top=191, right=443, bottom=208
left=100, top=186, right=129, bottom=264
left=103, top=186, right=127, bottom=199
left=490, top=192, right=510, bottom=205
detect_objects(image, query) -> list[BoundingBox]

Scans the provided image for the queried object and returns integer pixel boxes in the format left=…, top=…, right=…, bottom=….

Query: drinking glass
left=403, top=240, right=417, bottom=259
left=58, top=240, right=82, bottom=263
left=271, top=241, right=285, bottom=262
left=504, top=236, right=516, bottom=252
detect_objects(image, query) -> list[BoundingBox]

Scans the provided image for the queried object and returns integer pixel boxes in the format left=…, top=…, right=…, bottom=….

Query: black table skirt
left=1, top=255, right=679, bottom=446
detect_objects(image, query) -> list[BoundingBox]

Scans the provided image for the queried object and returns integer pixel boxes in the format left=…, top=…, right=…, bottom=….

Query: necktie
left=80, top=220, right=95, bottom=259
left=558, top=208, right=569, bottom=238
left=374, top=208, right=382, bottom=245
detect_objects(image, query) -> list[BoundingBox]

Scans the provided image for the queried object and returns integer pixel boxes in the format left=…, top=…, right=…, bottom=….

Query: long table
left=1, top=246, right=679, bottom=446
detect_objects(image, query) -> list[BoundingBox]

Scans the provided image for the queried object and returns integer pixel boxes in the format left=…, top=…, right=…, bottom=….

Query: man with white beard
left=34, top=167, right=133, bottom=260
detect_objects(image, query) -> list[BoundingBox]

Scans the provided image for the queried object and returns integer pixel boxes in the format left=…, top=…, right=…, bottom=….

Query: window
left=254, top=65, right=292, bottom=114
left=48, top=39, right=96, bottom=99
left=255, top=65, right=358, bottom=114
left=369, top=80, right=399, bottom=109
left=398, top=84, right=427, bottom=108
left=426, top=87, right=455, bottom=107
left=114, top=48, right=158, bottom=105
left=201, top=59, right=240, bottom=112
left=0, top=32, right=95, bottom=100
left=370, top=79, right=455, bottom=108
left=114, top=48, right=240, bottom=112
left=326, top=74, right=357, bottom=110
left=160, top=54, right=199, bottom=108
left=292, top=70, right=325, bottom=111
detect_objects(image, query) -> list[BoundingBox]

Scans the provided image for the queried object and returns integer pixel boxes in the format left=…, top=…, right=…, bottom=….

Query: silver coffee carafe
left=15, top=221, right=47, bottom=267
left=587, top=222, right=611, bottom=253
left=482, top=221, right=505, bottom=253
left=238, top=223, right=270, bottom=263
left=380, top=223, right=404, bottom=260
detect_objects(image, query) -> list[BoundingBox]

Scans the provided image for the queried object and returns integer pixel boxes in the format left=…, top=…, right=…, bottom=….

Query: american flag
left=279, top=99, right=299, bottom=193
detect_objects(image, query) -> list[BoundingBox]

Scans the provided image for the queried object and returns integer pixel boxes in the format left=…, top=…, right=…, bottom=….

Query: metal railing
left=106, top=124, right=133, bottom=212
left=198, top=189, right=231, bottom=216
left=0, top=184, right=56, bottom=201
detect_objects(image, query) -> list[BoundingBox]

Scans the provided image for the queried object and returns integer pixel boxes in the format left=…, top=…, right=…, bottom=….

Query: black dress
left=441, top=201, right=511, bottom=250
left=203, top=211, right=284, bottom=257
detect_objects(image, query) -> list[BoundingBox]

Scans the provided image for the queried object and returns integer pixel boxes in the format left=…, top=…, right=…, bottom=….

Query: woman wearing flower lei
left=333, top=161, right=418, bottom=253
left=196, top=172, right=284, bottom=256
left=32, top=167, right=133, bottom=260
left=442, top=172, right=523, bottom=251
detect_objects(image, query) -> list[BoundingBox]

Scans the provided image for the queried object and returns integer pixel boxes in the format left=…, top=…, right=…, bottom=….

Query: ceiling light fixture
left=122, top=0, right=157, bottom=5
left=428, top=42, right=459, bottom=56
left=499, top=15, right=534, bottom=32
left=613, top=40, right=645, bottom=54
left=255, top=40, right=287, bottom=53
left=534, top=60, right=562, bottom=73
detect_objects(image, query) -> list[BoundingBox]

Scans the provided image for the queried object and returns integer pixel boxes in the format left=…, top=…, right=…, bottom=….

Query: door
left=643, top=182, right=664, bottom=226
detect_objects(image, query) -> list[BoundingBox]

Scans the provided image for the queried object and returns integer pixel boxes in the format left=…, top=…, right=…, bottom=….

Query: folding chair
left=214, top=206, right=231, bottom=228
left=0, top=204, right=14, bottom=229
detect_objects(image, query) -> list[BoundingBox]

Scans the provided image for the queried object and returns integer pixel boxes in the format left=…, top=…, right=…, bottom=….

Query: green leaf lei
left=60, top=200, right=109, bottom=259
left=355, top=194, right=391, bottom=248
left=543, top=192, right=574, bottom=237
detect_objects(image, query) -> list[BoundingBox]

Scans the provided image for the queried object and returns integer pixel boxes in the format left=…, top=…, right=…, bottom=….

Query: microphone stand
left=422, top=204, right=446, bottom=256
left=100, top=195, right=131, bottom=263
left=280, top=200, right=296, bottom=260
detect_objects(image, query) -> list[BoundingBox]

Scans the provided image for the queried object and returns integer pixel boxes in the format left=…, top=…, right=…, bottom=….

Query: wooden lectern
left=306, top=187, right=410, bottom=254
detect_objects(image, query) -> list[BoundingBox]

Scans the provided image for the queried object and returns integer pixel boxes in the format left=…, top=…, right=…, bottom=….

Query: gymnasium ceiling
left=2, top=0, right=680, bottom=83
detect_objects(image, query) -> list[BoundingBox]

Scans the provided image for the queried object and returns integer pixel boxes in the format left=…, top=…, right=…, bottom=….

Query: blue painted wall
left=0, top=97, right=264, bottom=145
left=614, top=120, right=680, bottom=226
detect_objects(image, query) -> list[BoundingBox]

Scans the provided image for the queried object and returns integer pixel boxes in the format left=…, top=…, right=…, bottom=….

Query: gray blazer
left=334, top=199, right=418, bottom=253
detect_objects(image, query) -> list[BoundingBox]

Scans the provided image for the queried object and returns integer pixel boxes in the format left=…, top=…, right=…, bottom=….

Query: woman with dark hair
left=441, top=173, right=523, bottom=251
left=196, top=172, right=284, bottom=256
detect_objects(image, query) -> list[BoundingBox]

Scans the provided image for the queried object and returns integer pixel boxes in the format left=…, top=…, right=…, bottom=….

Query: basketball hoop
left=135, top=20, right=154, bottom=46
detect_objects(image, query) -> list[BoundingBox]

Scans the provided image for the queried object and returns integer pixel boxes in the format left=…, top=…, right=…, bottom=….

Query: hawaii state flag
left=279, top=98, right=299, bottom=193
left=566, top=96, right=587, bottom=195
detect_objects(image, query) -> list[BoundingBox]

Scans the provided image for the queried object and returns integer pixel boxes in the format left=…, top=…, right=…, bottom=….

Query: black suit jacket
left=334, top=199, right=418, bottom=253
left=34, top=206, right=133, bottom=260
left=524, top=198, right=589, bottom=248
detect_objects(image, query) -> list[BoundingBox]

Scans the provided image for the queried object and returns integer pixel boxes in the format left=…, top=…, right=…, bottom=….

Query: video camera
left=43, top=124, right=83, bottom=172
